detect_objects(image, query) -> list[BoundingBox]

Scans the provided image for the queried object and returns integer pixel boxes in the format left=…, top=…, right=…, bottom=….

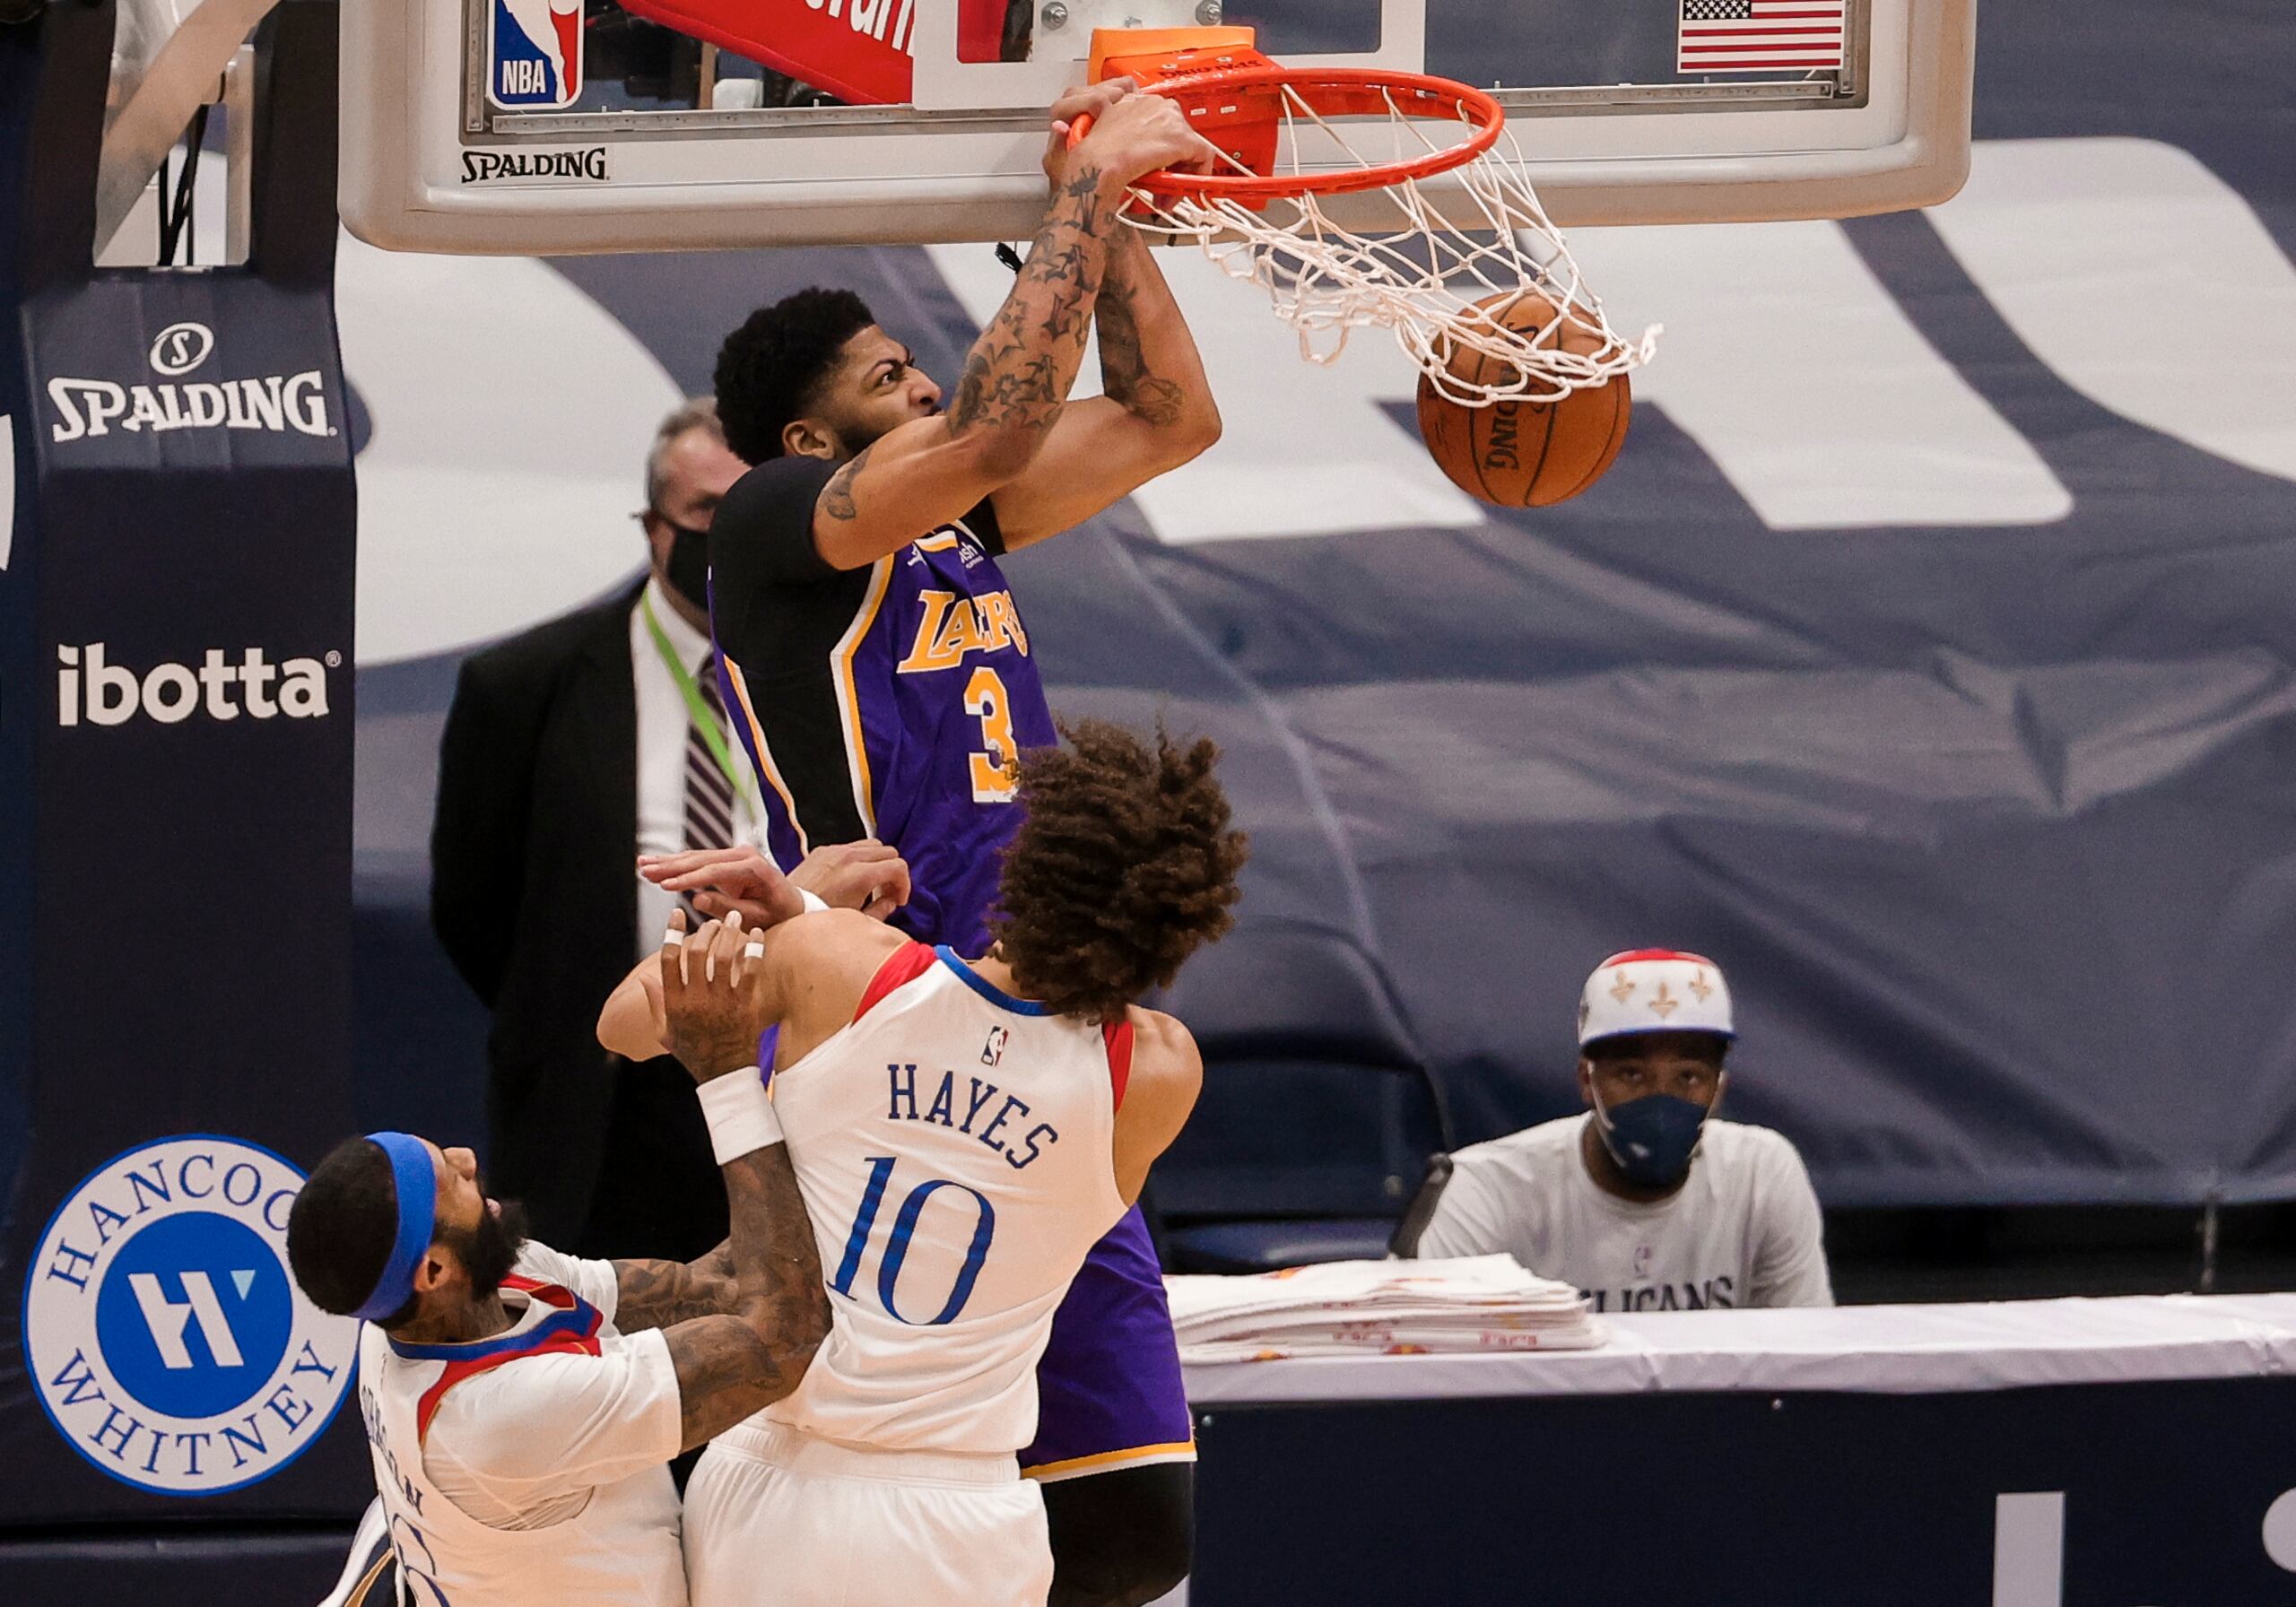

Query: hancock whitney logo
left=488, top=0, right=584, bottom=109
left=22, top=1136, right=358, bottom=1495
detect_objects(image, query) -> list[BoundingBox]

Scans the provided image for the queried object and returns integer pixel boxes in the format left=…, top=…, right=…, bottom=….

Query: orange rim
left=1120, top=67, right=1507, bottom=202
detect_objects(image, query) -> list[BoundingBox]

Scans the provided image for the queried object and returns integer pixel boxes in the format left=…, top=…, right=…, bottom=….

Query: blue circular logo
left=94, top=1212, right=297, bottom=1420
left=22, top=1136, right=359, bottom=1496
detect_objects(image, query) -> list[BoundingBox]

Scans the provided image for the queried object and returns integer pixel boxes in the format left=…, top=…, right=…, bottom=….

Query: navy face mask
left=1593, top=1091, right=1709, bottom=1190
left=659, top=517, right=711, bottom=612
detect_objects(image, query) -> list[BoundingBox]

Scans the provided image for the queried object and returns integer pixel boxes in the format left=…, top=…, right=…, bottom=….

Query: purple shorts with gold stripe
left=1021, top=1203, right=1195, bottom=1481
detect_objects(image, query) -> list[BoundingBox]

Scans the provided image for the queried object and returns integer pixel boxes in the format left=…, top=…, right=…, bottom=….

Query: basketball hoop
left=1079, top=30, right=1660, bottom=407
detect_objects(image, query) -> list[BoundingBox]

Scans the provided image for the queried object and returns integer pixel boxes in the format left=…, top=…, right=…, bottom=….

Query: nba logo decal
left=982, top=1026, right=1010, bottom=1066
left=22, top=1136, right=358, bottom=1495
left=488, top=0, right=583, bottom=109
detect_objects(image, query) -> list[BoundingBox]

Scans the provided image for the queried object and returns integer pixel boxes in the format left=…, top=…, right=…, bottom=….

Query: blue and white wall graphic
left=22, top=1137, right=359, bottom=1496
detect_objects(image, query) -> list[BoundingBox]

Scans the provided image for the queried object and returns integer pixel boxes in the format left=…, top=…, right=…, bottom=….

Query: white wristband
left=797, top=889, right=830, bottom=915
left=695, top=1072, right=784, bottom=1163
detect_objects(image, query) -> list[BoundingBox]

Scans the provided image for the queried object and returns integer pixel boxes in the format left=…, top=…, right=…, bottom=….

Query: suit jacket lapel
left=577, top=582, right=644, bottom=939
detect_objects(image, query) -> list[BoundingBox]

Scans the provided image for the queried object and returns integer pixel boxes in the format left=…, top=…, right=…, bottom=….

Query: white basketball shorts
left=683, top=1420, right=1053, bottom=1607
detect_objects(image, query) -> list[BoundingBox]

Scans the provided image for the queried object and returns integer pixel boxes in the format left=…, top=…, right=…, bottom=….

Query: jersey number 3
left=965, top=667, right=1017, bottom=804
left=831, top=1157, right=996, bottom=1325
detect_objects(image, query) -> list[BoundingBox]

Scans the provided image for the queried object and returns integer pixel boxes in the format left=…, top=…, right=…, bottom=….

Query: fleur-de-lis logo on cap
left=1608, top=972, right=1637, bottom=1003
left=1648, top=981, right=1679, bottom=1018
left=1687, top=969, right=1713, bottom=1003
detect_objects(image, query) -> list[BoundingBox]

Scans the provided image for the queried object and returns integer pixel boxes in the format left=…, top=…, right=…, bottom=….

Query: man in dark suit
left=430, top=396, right=906, bottom=1262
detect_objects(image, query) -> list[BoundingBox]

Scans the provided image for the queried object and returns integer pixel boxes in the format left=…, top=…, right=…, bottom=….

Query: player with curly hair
left=987, top=721, right=1248, bottom=1023
left=605, top=721, right=1246, bottom=1607
left=646, top=76, right=1228, bottom=1607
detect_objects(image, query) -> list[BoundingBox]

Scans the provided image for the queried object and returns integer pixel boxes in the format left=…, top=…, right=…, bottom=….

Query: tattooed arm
left=649, top=914, right=833, bottom=1450
left=805, top=83, right=1219, bottom=570
left=991, top=222, right=1222, bottom=548
left=658, top=1144, right=829, bottom=1450
left=611, top=1241, right=734, bottom=1333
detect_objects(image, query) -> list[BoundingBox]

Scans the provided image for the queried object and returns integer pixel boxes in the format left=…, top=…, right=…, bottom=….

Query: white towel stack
left=1165, top=1255, right=1604, bottom=1363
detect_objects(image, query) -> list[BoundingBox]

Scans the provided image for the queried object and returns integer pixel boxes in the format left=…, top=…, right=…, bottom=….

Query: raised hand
left=1074, top=91, right=1222, bottom=185
left=1045, top=77, right=1135, bottom=187
left=641, top=842, right=911, bottom=924
left=639, top=845, right=805, bottom=928
left=789, top=839, right=911, bottom=921
left=657, top=910, right=770, bottom=1082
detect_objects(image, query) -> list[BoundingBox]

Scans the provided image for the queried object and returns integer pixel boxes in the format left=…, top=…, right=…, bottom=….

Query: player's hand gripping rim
left=1057, top=79, right=1222, bottom=183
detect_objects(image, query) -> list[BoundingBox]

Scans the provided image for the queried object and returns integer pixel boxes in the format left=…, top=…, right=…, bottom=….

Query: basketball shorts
left=1021, top=1204, right=1196, bottom=1481
left=684, top=1420, right=1051, bottom=1607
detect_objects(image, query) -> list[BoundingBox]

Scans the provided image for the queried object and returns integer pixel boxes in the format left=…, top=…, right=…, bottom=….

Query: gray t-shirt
left=1414, top=1115, right=1833, bottom=1313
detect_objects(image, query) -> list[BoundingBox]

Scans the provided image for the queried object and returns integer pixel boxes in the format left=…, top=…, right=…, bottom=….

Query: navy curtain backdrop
left=356, top=0, right=2296, bottom=1212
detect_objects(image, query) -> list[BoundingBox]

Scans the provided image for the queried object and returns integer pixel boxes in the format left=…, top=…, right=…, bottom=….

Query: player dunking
left=648, top=75, right=1223, bottom=1607
left=607, top=722, right=1247, bottom=1606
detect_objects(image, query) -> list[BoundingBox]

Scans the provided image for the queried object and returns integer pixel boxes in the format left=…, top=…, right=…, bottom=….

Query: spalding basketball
left=1416, top=291, right=1631, bottom=508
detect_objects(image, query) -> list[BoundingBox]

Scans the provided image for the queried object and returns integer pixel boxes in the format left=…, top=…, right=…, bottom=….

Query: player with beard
left=672, top=78, right=1222, bottom=1607
left=289, top=911, right=830, bottom=1606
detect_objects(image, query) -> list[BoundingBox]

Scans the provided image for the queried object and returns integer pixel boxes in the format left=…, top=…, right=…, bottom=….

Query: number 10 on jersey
left=831, top=1157, right=996, bottom=1325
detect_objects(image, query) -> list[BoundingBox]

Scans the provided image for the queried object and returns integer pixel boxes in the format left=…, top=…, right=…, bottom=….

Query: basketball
left=1415, top=291, right=1632, bottom=508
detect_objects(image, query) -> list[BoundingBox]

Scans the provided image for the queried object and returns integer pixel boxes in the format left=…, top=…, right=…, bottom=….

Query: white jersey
left=355, top=1242, right=687, bottom=1606
left=763, top=942, right=1131, bottom=1455
left=1414, top=1116, right=1833, bottom=1312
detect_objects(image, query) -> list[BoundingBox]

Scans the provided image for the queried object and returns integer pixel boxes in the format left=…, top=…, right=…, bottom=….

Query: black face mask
left=658, top=517, right=711, bottom=612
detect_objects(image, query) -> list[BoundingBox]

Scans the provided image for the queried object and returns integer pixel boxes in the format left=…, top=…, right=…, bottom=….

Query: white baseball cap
left=1578, top=950, right=1734, bottom=1047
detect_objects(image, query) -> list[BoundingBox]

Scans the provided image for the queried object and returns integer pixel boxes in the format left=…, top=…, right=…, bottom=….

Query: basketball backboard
left=339, top=0, right=1974, bottom=254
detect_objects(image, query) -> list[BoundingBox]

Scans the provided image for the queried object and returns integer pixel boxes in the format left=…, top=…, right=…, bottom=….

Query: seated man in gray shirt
left=1410, top=950, right=1832, bottom=1313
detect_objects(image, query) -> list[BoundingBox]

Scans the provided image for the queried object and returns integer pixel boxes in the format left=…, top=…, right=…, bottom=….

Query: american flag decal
left=1678, top=0, right=1847, bottom=74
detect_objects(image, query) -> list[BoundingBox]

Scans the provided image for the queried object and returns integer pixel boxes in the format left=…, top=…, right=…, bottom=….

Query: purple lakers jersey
left=709, top=452, right=1195, bottom=1481
left=708, top=454, right=1057, bottom=954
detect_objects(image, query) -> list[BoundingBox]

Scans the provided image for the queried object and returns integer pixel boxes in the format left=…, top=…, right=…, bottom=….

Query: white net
left=1125, top=78, right=1661, bottom=406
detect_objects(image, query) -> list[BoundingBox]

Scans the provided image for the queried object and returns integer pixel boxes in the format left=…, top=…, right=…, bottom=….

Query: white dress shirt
left=630, top=576, right=767, bottom=960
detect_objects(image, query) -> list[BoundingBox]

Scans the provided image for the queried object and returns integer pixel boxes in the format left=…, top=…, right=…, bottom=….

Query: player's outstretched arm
left=1110, top=1007, right=1205, bottom=1205
left=597, top=951, right=673, bottom=1062
left=807, top=83, right=1220, bottom=571
left=600, top=855, right=798, bottom=1060
left=601, top=842, right=916, bottom=1056
left=993, top=222, right=1222, bottom=548
left=642, top=840, right=914, bottom=925
left=610, top=1240, right=735, bottom=1333
left=660, top=1141, right=825, bottom=1450
left=649, top=914, right=832, bottom=1450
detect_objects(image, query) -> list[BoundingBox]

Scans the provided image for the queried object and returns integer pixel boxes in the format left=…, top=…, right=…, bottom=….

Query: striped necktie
left=683, top=651, right=738, bottom=876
